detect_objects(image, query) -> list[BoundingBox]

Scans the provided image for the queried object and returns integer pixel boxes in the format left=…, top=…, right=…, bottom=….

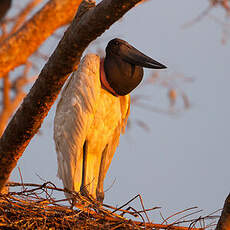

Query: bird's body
left=54, top=38, right=166, bottom=202
left=54, top=54, right=129, bottom=201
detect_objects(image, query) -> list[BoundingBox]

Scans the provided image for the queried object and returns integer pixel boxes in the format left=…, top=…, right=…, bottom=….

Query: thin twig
left=111, top=194, right=139, bottom=213
left=138, top=194, right=151, bottom=223
left=161, top=206, right=198, bottom=224
left=182, top=6, right=213, bottom=29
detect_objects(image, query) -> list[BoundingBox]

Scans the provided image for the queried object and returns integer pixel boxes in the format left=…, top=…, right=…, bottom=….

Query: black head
left=104, top=38, right=167, bottom=96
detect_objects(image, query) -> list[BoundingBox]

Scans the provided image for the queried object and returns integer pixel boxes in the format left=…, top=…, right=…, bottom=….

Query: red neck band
left=100, top=58, right=119, bottom=97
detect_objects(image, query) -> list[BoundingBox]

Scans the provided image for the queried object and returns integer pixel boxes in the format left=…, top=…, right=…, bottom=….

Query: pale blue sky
left=8, top=0, right=230, bottom=224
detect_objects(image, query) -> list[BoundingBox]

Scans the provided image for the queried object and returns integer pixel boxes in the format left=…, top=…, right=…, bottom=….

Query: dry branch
left=10, top=0, right=44, bottom=35
left=0, top=0, right=82, bottom=77
left=0, top=0, right=143, bottom=191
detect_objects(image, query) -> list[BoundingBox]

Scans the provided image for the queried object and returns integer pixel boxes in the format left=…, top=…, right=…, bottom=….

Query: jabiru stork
left=54, top=38, right=166, bottom=202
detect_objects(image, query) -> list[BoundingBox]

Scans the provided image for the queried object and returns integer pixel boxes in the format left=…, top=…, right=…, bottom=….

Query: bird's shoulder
left=56, top=53, right=101, bottom=113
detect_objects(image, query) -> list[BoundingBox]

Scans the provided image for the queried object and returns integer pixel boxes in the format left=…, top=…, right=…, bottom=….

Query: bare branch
left=0, top=91, right=26, bottom=136
left=216, top=193, right=230, bottom=230
left=0, top=0, right=83, bottom=78
left=2, top=74, right=10, bottom=109
left=10, top=0, right=44, bottom=35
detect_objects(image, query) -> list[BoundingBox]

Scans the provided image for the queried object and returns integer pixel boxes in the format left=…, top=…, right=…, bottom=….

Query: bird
left=0, top=0, right=12, bottom=22
left=54, top=38, right=167, bottom=203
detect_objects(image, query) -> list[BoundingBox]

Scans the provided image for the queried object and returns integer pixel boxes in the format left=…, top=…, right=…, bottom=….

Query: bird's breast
left=86, top=88, right=123, bottom=152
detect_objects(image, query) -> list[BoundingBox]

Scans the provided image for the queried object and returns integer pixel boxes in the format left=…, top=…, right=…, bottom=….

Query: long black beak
left=120, top=44, right=167, bottom=69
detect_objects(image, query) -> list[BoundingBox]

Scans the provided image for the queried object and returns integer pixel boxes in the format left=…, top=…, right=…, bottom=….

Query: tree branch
left=10, top=0, right=44, bottom=35
left=216, top=193, right=230, bottom=230
left=0, top=92, right=26, bottom=137
left=0, top=0, right=142, bottom=191
left=0, top=0, right=82, bottom=78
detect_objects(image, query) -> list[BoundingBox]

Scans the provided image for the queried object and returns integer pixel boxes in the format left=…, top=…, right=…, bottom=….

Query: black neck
left=104, top=54, right=144, bottom=96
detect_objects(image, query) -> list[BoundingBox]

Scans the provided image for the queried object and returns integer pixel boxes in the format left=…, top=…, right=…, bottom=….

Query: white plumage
left=54, top=54, right=130, bottom=201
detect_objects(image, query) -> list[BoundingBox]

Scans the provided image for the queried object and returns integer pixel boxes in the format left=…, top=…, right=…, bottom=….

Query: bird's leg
left=81, top=140, right=103, bottom=200
left=80, top=141, right=88, bottom=197
left=79, top=186, right=98, bottom=204
left=96, top=145, right=108, bottom=202
left=97, top=140, right=117, bottom=202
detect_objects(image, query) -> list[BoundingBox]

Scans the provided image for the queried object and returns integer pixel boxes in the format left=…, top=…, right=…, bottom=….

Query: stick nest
left=0, top=182, right=219, bottom=229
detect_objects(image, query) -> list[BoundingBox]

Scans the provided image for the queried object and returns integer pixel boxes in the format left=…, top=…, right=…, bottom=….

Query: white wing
left=54, top=54, right=101, bottom=194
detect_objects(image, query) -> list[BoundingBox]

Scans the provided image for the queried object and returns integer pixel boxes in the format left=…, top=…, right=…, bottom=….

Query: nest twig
left=0, top=182, right=219, bottom=229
